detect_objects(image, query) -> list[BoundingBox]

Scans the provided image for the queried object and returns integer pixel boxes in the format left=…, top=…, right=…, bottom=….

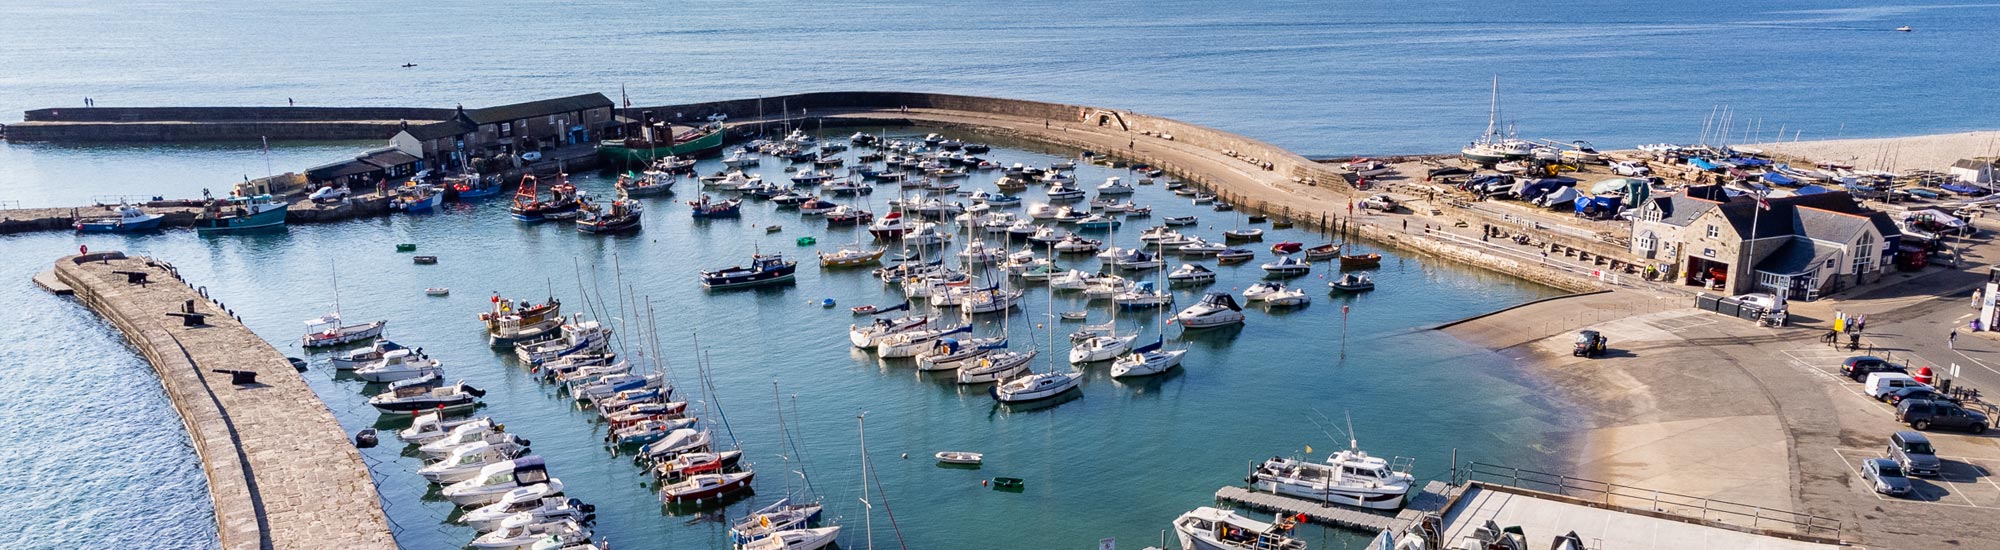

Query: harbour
left=9, top=2, right=2000, bottom=549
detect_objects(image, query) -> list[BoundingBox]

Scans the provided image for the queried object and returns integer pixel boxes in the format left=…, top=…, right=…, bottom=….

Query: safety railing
left=1460, top=461, right=1843, bottom=540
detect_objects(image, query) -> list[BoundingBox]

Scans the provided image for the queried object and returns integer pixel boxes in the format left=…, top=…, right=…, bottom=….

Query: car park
left=1841, top=356, right=1908, bottom=382
left=1885, top=386, right=1955, bottom=406
left=1861, top=458, right=1913, bottom=497
left=1897, top=399, right=1991, bottom=434
left=1887, top=431, right=1942, bottom=477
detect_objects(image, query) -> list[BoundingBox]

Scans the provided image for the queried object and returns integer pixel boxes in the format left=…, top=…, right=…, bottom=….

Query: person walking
left=1949, top=330, right=1958, bottom=350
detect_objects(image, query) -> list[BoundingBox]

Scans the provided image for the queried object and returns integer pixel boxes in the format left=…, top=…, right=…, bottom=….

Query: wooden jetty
left=1215, top=480, right=1455, bottom=534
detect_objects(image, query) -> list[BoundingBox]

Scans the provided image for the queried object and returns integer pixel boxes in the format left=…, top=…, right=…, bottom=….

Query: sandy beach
left=1756, top=130, right=2000, bottom=173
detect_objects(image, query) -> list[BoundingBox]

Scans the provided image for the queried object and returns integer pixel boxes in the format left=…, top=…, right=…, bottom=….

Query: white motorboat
left=1174, top=292, right=1246, bottom=329
left=876, top=325, right=972, bottom=358
left=1261, top=256, right=1311, bottom=276
left=301, top=313, right=385, bottom=348
left=1112, top=281, right=1174, bottom=309
left=1163, top=215, right=1198, bottom=226
left=470, top=515, right=592, bottom=549
left=934, top=451, right=983, bottom=465
left=419, top=421, right=525, bottom=458
left=723, top=150, right=761, bottom=168
left=1046, top=183, right=1086, bottom=201
left=419, top=440, right=529, bottom=484
left=1242, top=282, right=1284, bottom=302
left=1069, top=333, right=1136, bottom=364
left=962, top=286, right=1024, bottom=314
left=1173, top=507, right=1307, bottom=550
left=1112, top=249, right=1163, bottom=271
left=1250, top=446, right=1414, bottom=510
left=1138, top=226, right=1180, bottom=244
left=1047, top=270, right=1091, bottom=291
left=957, top=240, right=1002, bottom=264
left=1053, top=235, right=1101, bottom=254
left=957, top=349, right=1036, bottom=384
left=332, top=340, right=405, bottom=370
left=461, top=490, right=589, bottom=532
left=714, top=171, right=764, bottom=191
left=443, top=457, right=559, bottom=507
left=398, top=412, right=489, bottom=444
left=991, top=369, right=1082, bottom=403
left=1264, top=288, right=1311, bottom=307
left=1178, top=238, right=1225, bottom=256
left=914, top=336, right=1004, bottom=371
left=1027, top=203, right=1061, bottom=220
left=1167, top=264, right=1217, bottom=285
left=1081, top=277, right=1131, bottom=299
left=730, top=499, right=825, bottom=546
left=353, top=348, right=442, bottom=383
left=1110, top=338, right=1186, bottom=378
left=1096, top=176, right=1135, bottom=196
left=1329, top=272, right=1376, bottom=292
left=742, top=527, right=841, bottom=550
left=1190, top=193, right=1216, bottom=205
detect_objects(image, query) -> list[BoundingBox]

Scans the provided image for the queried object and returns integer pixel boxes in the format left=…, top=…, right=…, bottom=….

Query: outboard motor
left=464, top=385, right=487, bottom=398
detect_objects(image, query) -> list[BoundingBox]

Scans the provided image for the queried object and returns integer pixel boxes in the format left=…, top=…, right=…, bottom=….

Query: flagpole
left=1747, top=191, right=1763, bottom=295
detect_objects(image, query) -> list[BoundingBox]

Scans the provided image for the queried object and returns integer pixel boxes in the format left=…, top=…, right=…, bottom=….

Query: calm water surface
left=4, top=131, right=1569, bottom=549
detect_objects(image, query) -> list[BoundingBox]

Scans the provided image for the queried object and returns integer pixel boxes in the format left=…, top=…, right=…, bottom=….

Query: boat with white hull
left=1249, top=446, right=1414, bottom=511
left=1173, top=507, right=1306, bottom=550
left=353, top=348, right=441, bottom=383
left=443, top=457, right=559, bottom=507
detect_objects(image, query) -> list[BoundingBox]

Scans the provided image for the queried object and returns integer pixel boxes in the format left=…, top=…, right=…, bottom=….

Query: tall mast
left=1484, top=75, right=1500, bottom=142
left=857, top=412, right=873, bottom=550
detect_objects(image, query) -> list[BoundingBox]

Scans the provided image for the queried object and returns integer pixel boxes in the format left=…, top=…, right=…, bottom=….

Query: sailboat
left=730, top=384, right=831, bottom=547
left=301, top=264, right=386, bottom=347
left=1461, top=76, right=1534, bottom=165
left=1111, top=241, right=1187, bottom=378
left=994, top=277, right=1082, bottom=403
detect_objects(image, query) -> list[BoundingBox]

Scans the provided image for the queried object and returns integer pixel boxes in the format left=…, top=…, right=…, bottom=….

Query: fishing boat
left=1250, top=445, right=1414, bottom=510
left=616, top=171, right=676, bottom=197
left=1174, top=292, right=1245, bottom=329
left=574, top=198, right=643, bottom=234
left=1096, top=176, right=1135, bottom=196
left=1214, top=227, right=1259, bottom=242
left=74, top=201, right=165, bottom=233
left=1302, top=243, right=1341, bottom=261
left=1339, top=253, right=1382, bottom=269
left=600, top=119, right=727, bottom=163
left=1261, top=256, right=1311, bottom=277
left=1329, top=272, right=1375, bottom=292
left=481, top=294, right=562, bottom=348
left=819, top=246, right=886, bottom=268
left=688, top=195, right=743, bottom=218
left=935, top=451, right=983, bottom=465
left=391, top=182, right=443, bottom=213
left=368, top=380, right=484, bottom=414
left=447, top=173, right=507, bottom=200
left=701, top=253, right=798, bottom=289
left=509, top=176, right=580, bottom=222
left=354, top=349, right=441, bottom=383
left=1173, top=507, right=1307, bottom=550
left=1190, top=193, right=1216, bottom=204
left=302, top=313, right=385, bottom=348
left=660, top=471, right=755, bottom=504
left=443, top=457, right=558, bottom=507
left=194, top=194, right=288, bottom=233
left=333, top=339, right=406, bottom=370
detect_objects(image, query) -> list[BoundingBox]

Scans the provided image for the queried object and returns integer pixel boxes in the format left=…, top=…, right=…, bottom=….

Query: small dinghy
left=1302, top=243, right=1340, bottom=261
left=1339, top=253, right=1383, bottom=269
left=1329, top=272, right=1376, bottom=292
left=1060, top=311, right=1089, bottom=321
left=1269, top=241, right=1303, bottom=254
left=425, top=287, right=450, bottom=296
left=1223, top=228, right=1264, bottom=242
left=935, top=451, right=984, bottom=465
left=851, top=305, right=878, bottom=315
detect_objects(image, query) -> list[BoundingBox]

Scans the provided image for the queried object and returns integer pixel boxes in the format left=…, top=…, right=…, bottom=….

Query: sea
left=1, top=1, right=1994, bottom=549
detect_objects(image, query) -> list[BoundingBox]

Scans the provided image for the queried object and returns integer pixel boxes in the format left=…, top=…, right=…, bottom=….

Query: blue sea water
left=0, top=2, right=1993, bottom=548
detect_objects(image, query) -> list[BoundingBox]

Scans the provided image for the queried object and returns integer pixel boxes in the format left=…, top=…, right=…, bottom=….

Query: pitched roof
left=461, top=93, right=613, bottom=125
left=1653, top=193, right=1719, bottom=226
left=357, top=148, right=420, bottom=169
left=306, top=159, right=381, bottom=180
left=1711, top=191, right=1900, bottom=242
left=401, top=119, right=474, bottom=141
left=1754, top=237, right=1842, bottom=275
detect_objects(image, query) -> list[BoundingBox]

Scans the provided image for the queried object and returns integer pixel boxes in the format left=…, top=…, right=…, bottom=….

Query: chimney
left=399, top=119, right=409, bottom=131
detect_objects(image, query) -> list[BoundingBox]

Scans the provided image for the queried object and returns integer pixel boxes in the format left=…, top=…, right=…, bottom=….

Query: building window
left=1706, top=225, right=1719, bottom=239
left=499, top=122, right=513, bottom=138
left=1854, top=233, right=1875, bottom=274
left=1637, top=234, right=1656, bottom=251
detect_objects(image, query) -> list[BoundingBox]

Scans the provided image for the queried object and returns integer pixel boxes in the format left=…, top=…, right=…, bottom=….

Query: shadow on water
left=1112, top=365, right=1185, bottom=396
left=988, top=387, right=1083, bottom=416
left=1176, top=323, right=1246, bottom=348
left=662, top=488, right=756, bottom=516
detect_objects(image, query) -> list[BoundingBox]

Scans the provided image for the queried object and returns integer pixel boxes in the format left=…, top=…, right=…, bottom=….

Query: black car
left=1574, top=330, right=1607, bottom=358
left=1886, top=386, right=1956, bottom=406
left=1897, top=399, right=1990, bottom=433
left=1841, top=356, right=1907, bottom=382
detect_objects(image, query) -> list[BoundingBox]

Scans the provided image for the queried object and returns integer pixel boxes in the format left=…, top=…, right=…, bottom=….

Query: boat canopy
left=1201, top=292, right=1243, bottom=311
left=1759, top=171, right=1798, bottom=186
left=1131, top=337, right=1163, bottom=355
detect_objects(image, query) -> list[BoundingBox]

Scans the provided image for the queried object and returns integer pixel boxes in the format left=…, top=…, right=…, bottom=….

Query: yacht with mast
left=1460, top=76, right=1535, bottom=165
left=992, top=274, right=1081, bottom=403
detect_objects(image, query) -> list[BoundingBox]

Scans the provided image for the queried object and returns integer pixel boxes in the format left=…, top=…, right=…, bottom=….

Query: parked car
left=1887, top=431, right=1942, bottom=477
left=308, top=185, right=350, bottom=203
left=1732, top=293, right=1780, bottom=311
left=1896, top=399, right=1990, bottom=433
left=1841, top=356, right=1907, bottom=382
left=1860, top=458, right=1913, bottom=497
left=1573, top=330, right=1607, bottom=358
left=1359, top=194, right=1398, bottom=212
left=1865, top=372, right=1931, bottom=401
left=1610, top=161, right=1652, bottom=177
left=1885, top=386, right=1955, bottom=406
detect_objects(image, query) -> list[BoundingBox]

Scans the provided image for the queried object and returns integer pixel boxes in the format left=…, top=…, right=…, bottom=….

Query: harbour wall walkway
left=5, top=107, right=450, bottom=142
left=52, top=252, right=395, bottom=550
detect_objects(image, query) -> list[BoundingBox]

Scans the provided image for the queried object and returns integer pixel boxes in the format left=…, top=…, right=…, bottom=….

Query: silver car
left=1862, top=458, right=1913, bottom=497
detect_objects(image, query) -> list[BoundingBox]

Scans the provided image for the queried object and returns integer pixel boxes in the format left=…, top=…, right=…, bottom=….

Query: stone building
left=391, top=93, right=615, bottom=172
left=1639, top=189, right=1899, bottom=300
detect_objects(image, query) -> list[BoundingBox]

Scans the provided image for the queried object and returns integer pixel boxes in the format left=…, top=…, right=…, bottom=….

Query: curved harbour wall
left=53, top=253, right=395, bottom=550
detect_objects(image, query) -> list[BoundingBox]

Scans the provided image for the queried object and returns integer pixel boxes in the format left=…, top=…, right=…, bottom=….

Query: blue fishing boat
left=195, top=194, right=288, bottom=233
left=509, top=175, right=580, bottom=222
left=687, top=195, right=742, bottom=218
left=448, top=173, right=507, bottom=200
left=74, top=202, right=165, bottom=233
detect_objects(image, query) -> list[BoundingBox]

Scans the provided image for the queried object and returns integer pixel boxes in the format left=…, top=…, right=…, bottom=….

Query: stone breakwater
left=53, top=253, right=394, bottom=550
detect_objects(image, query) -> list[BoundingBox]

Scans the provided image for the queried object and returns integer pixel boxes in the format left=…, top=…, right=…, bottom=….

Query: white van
left=1865, top=372, right=1931, bottom=401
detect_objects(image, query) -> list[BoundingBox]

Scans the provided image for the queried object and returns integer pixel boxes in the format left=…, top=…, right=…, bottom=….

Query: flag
left=1755, top=191, right=1769, bottom=210
left=1304, top=444, right=1312, bottom=454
